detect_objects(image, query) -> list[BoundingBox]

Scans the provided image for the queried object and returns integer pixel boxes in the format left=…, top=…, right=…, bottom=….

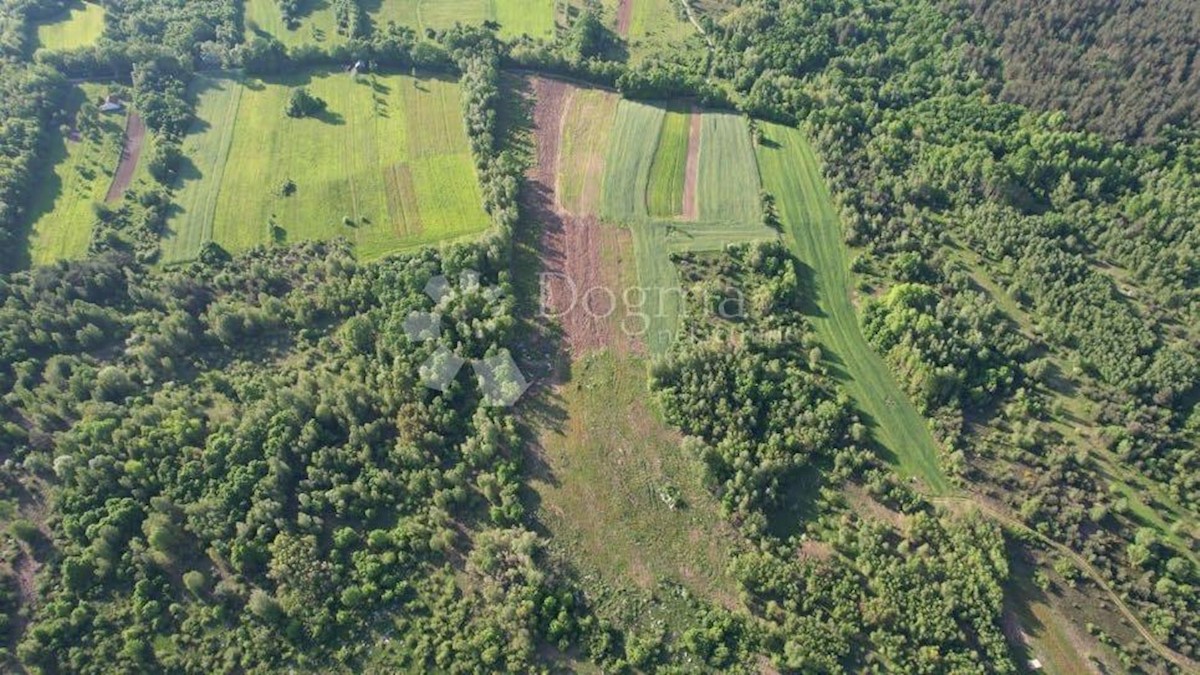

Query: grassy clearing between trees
left=244, top=0, right=345, bottom=48
left=367, top=0, right=556, bottom=39
left=645, top=107, right=689, bottom=218
left=754, top=121, right=950, bottom=493
left=25, top=84, right=130, bottom=265
left=163, top=69, right=490, bottom=264
left=34, top=0, right=105, bottom=51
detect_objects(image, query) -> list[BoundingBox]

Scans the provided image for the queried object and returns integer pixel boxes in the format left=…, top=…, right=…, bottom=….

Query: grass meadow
left=755, top=120, right=949, bottom=493
left=25, top=84, right=130, bottom=265
left=645, top=108, right=689, bottom=218
left=34, top=0, right=105, bottom=51
left=244, top=0, right=344, bottom=48
left=368, top=0, right=556, bottom=40
left=163, top=69, right=490, bottom=263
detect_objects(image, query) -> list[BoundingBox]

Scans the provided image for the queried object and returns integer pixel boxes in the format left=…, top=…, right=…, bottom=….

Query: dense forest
left=963, top=0, right=1200, bottom=142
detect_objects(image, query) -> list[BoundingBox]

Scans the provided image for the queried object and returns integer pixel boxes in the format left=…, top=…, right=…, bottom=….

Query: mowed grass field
left=163, top=70, right=490, bottom=263
left=34, top=1, right=105, bottom=51
left=244, top=0, right=344, bottom=48
left=697, top=112, right=760, bottom=223
left=368, top=0, right=556, bottom=39
left=25, top=85, right=130, bottom=265
left=646, top=108, right=689, bottom=218
left=755, top=121, right=948, bottom=493
left=599, top=99, right=664, bottom=221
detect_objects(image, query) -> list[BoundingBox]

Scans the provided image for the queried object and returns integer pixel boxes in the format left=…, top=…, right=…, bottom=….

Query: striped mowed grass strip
left=383, top=164, right=421, bottom=236
left=600, top=99, right=665, bottom=222
left=698, top=112, right=762, bottom=224
left=646, top=108, right=691, bottom=218
left=162, top=74, right=242, bottom=264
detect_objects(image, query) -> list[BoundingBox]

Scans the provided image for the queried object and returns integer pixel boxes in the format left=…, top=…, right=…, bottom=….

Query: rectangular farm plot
left=557, top=87, right=619, bottom=214
left=369, top=0, right=555, bottom=39
left=646, top=108, right=690, bottom=218
left=600, top=99, right=665, bottom=221
left=165, top=70, right=490, bottom=263
left=697, top=112, right=762, bottom=223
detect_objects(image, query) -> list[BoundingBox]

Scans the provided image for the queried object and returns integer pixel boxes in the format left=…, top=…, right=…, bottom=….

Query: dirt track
left=681, top=108, right=701, bottom=219
left=525, top=77, right=616, bottom=356
left=105, top=112, right=145, bottom=203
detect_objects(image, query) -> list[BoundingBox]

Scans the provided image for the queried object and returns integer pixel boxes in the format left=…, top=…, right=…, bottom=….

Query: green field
left=697, top=112, right=760, bottom=223
left=244, top=0, right=344, bottom=47
left=25, top=85, right=129, bottom=265
left=369, top=0, right=556, bottom=39
left=625, top=0, right=698, bottom=60
left=599, top=99, right=664, bottom=222
left=600, top=100, right=775, bottom=354
left=645, top=108, right=689, bottom=218
left=164, top=70, right=490, bottom=263
left=755, top=121, right=949, bottom=493
left=34, top=1, right=105, bottom=51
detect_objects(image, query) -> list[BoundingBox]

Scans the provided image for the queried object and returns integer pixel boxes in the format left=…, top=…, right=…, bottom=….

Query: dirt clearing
left=105, top=112, right=145, bottom=203
left=681, top=107, right=701, bottom=219
left=526, top=76, right=617, bottom=356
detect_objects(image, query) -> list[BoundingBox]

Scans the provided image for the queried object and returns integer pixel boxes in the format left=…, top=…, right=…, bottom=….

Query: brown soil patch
left=526, top=76, right=617, bottom=357
left=617, top=0, right=633, bottom=37
left=845, top=484, right=907, bottom=529
left=797, top=538, right=835, bottom=562
left=681, top=107, right=701, bottom=220
left=105, top=112, right=145, bottom=203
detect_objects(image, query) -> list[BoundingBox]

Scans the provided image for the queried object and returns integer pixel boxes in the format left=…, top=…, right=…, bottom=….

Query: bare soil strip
left=526, top=77, right=615, bottom=357
left=681, top=107, right=701, bottom=220
left=617, top=0, right=633, bottom=37
left=105, top=112, right=145, bottom=203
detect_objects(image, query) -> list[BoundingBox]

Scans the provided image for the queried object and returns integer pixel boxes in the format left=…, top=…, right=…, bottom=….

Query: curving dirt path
left=936, top=495, right=1199, bottom=673
left=105, top=112, right=145, bottom=203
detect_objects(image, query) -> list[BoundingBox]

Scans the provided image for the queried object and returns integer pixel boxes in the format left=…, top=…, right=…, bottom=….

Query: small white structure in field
left=98, top=94, right=123, bottom=113
left=1027, top=658, right=1043, bottom=670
